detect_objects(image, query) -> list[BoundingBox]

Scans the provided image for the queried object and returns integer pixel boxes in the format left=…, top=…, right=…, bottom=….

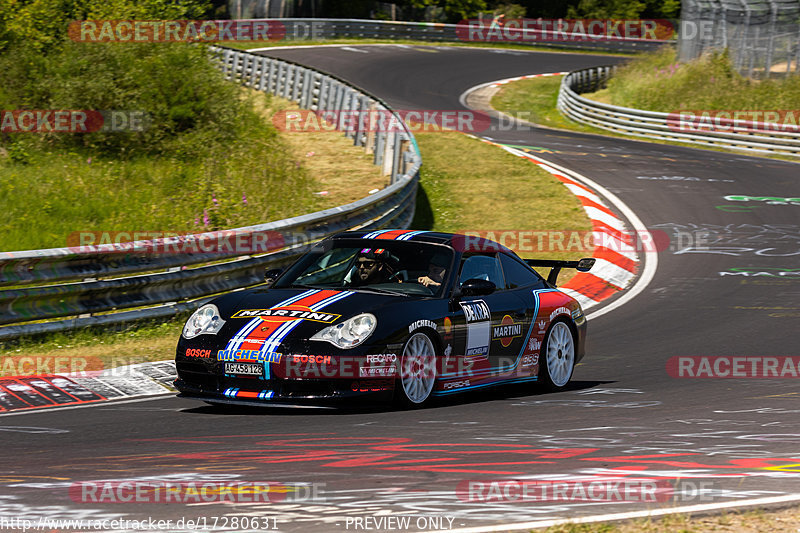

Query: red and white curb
left=474, top=138, right=648, bottom=313
left=504, top=145, right=638, bottom=309
left=0, top=361, right=176, bottom=414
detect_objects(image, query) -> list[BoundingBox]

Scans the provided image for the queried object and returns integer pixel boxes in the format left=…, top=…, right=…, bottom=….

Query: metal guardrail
left=557, top=65, right=800, bottom=157
left=259, top=18, right=671, bottom=54
left=0, top=45, right=421, bottom=340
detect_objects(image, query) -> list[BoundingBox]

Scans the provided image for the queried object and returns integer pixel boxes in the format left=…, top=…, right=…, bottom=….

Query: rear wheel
left=540, top=320, right=575, bottom=391
left=396, top=332, right=437, bottom=407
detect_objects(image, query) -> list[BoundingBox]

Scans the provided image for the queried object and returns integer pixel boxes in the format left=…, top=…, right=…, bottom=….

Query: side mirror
left=576, top=258, right=595, bottom=272
left=460, top=278, right=496, bottom=296
left=264, top=268, right=283, bottom=285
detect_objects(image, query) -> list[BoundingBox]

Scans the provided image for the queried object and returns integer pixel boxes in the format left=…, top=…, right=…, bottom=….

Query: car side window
left=459, top=254, right=505, bottom=288
left=499, top=253, right=546, bottom=289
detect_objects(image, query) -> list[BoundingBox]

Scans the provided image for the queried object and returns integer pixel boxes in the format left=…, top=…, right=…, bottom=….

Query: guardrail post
left=365, top=103, right=377, bottom=153
left=374, top=128, right=386, bottom=166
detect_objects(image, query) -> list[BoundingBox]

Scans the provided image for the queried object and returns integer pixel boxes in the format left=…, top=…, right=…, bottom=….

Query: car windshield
left=275, top=239, right=454, bottom=297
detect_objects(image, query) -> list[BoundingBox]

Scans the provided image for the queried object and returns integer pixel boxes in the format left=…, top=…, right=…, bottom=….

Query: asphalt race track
left=2, top=45, right=800, bottom=532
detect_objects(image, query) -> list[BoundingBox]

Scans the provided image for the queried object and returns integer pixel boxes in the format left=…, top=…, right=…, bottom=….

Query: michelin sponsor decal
left=549, top=306, right=571, bottom=321
left=459, top=300, right=491, bottom=359
left=217, top=350, right=283, bottom=363
left=408, top=319, right=437, bottom=333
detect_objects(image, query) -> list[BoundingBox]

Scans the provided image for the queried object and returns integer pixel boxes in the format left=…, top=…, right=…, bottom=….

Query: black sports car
left=175, top=229, right=593, bottom=406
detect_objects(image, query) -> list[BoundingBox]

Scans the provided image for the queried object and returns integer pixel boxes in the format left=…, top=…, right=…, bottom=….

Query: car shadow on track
left=177, top=380, right=616, bottom=416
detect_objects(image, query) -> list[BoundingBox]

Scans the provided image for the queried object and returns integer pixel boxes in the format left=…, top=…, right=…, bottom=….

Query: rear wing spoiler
left=524, top=258, right=595, bottom=287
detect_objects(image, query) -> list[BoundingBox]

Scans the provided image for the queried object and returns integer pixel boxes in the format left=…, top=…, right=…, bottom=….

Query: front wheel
left=539, top=320, right=576, bottom=391
left=395, top=332, right=437, bottom=407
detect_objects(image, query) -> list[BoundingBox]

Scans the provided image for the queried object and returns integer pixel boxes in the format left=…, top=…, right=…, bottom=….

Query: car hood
left=215, top=287, right=410, bottom=350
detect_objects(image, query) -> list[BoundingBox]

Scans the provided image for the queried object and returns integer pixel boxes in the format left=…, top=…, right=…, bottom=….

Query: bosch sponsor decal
left=443, top=379, right=470, bottom=390
left=232, top=308, right=341, bottom=323
left=184, top=349, right=213, bottom=358
left=492, top=315, right=522, bottom=347
left=408, top=319, right=437, bottom=333
left=217, top=350, right=282, bottom=363
left=289, top=355, right=332, bottom=365
left=459, top=299, right=491, bottom=358
left=549, top=306, right=571, bottom=321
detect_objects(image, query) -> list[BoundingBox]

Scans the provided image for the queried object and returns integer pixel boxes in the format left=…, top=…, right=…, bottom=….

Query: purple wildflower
left=203, top=209, right=209, bottom=227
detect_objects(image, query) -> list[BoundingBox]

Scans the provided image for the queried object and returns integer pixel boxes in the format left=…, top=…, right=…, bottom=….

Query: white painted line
left=446, top=493, right=800, bottom=532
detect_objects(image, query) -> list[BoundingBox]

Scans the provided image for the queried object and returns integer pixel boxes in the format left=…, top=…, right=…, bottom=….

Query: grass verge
left=0, top=89, right=389, bottom=252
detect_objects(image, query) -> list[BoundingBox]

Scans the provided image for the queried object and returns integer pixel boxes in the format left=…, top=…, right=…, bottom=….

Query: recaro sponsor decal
left=408, top=319, right=437, bottom=333
left=366, top=354, right=397, bottom=364
left=459, top=300, right=491, bottom=359
left=232, top=308, right=341, bottom=323
left=492, top=315, right=523, bottom=347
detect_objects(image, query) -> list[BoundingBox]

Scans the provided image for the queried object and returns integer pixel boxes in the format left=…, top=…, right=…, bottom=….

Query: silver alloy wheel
left=400, top=332, right=437, bottom=404
left=545, top=321, right=575, bottom=387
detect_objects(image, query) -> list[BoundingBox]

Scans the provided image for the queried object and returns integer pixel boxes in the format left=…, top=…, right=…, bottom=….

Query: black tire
left=394, top=331, right=438, bottom=408
left=539, top=319, right=576, bottom=391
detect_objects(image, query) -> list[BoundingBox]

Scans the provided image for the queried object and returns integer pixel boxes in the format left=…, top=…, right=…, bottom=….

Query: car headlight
left=182, top=304, right=226, bottom=339
left=310, top=313, right=376, bottom=349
